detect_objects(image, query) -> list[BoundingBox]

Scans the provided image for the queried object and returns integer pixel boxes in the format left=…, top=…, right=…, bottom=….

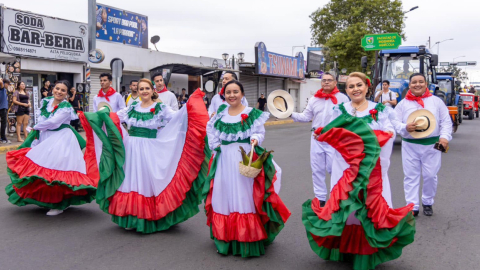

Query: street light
left=292, top=45, right=305, bottom=57
left=453, top=56, right=465, bottom=63
left=432, top=38, right=453, bottom=56
left=404, top=6, right=419, bottom=14
left=222, top=52, right=245, bottom=70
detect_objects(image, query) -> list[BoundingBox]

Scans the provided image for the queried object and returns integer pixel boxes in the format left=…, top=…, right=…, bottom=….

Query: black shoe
left=423, top=205, right=433, bottom=216
left=412, top=210, right=419, bottom=217
left=320, top=200, right=326, bottom=207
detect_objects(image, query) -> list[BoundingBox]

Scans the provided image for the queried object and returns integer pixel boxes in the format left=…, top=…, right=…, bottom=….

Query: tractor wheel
left=458, top=100, right=463, bottom=123
left=469, top=110, right=474, bottom=120
left=476, top=110, right=479, bottom=118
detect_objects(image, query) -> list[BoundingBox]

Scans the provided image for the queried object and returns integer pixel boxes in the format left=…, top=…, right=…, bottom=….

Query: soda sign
left=2, top=7, right=88, bottom=62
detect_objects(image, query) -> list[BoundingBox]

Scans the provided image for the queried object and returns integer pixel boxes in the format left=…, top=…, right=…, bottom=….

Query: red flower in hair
left=150, top=108, right=156, bottom=113
left=241, top=114, right=249, bottom=125
left=369, top=108, right=378, bottom=121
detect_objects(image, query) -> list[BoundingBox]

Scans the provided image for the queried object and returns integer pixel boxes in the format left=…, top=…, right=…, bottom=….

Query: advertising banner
left=307, top=47, right=323, bottom=73
left=2, top=8, right=88, bottom=62
left=255, top=42, right=304, bottom=79
left=95, top=3, right=149, bottom=48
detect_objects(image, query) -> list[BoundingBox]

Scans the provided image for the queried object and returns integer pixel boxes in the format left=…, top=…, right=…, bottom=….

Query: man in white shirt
left=208, top=71, right=248, bottom=117
left=394, top=73, right=452, bottom=217
left=125, top=80, right=140, bottom=107
left=93, top=73, right=126, bottom=112
left=374, top=80, right=397, bottom=107
left=291, top=73, right=350, bottom=206
left=152, top=73, right=179, bottom=111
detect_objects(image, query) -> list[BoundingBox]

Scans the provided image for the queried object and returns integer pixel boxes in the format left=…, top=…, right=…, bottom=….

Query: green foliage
left=439, top=66, right=469, bottom=83
left=310, top=0, right=405, bottom=72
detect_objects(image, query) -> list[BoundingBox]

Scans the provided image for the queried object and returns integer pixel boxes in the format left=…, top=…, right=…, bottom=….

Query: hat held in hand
left=407, top=109, right=437, bottom=139
left=267, top=90, right=294, bottom=119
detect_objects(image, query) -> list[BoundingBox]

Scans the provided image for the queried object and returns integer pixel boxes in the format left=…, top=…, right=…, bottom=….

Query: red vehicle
left=460, top=93, right=479, bottom=120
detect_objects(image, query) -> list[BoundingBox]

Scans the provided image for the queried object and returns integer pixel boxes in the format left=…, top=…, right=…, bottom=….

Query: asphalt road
left=0, top=119, right=479, bottom=270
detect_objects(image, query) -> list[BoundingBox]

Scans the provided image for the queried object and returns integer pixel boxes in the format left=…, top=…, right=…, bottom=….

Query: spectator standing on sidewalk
left=0, top=78, right=10, bottom=143
left=257, top=93, right=267, bottom=111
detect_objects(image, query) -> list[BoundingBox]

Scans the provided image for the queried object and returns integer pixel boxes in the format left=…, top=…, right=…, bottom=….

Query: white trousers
left=402, top=141, right=441, bottom=210
left=310, top=136, right=334, bottom=201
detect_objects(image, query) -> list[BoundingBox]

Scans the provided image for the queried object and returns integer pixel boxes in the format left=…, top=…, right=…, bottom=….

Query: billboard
left=307, top=47, right=323, bottom=73
left=1, top=8, right=88, bottom=62
left=95, top=3, right=148, bottom=48
left=255, top=42, right=304, bottom=79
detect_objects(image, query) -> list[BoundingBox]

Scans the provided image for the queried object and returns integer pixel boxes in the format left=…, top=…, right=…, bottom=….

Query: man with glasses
left=291, top=73, right=349, bottom=206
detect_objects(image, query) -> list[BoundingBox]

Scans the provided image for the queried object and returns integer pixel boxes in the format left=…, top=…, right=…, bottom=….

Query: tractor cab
left=368, top=46, right=439, bottom=103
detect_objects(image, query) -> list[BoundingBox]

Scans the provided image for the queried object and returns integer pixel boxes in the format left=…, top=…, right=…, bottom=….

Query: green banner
left=361, top=33, right=402, bottom=51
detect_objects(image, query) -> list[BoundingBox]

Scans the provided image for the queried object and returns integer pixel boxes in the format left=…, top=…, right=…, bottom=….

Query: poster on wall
left=255, top=42, right=305, bottom=79
left=2, top=7, right=88, bottom=62
left=95, top=3, right=149, bottom=48
left=5, top=57, right=21, bottom=89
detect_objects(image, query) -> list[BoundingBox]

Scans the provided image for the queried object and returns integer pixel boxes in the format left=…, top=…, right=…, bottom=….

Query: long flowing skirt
left=6, top=127, right=99, bottom=210
left=302, top=117, right=415, bottom=270
left=204, top=142, right=290, bottom=257
left=80, top=90, right=211, bottom=233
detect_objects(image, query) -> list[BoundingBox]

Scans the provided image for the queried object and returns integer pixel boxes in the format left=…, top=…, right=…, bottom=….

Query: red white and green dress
left=205, top=105, right=291, bottom=257
left=6, top=97, right=99, bottom=210
left=80, top=90, right=211, bottom=233
left=302, top=101, right=416, bottom=270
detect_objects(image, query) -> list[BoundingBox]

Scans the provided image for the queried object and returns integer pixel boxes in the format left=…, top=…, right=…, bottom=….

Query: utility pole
left=428, top=36, right=431, bottom=49
left=88, top=0, right=96, bottom=52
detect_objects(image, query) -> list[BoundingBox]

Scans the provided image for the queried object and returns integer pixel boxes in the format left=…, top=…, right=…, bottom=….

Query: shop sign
left=338, top=75, right=349, bottom=83
left=95, top=3, right=149, bottom=49
left=2, top=8, right=88, bottom=62
left=361, top=33, right=402, bottom=51
left=255, top=42, right=305, bottom=79
left=88, top=48, right=105, bottom=63
left=305, top=70, right=323, bottom=79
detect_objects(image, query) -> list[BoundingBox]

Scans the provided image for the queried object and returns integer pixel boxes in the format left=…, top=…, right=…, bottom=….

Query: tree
left=439, top=66, right=468, bottom=83
left=310, top=0, right=405, bottom=73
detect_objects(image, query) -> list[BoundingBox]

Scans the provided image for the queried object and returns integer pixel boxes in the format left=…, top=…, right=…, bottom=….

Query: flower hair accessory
left=365, top=76, right=372, bottom=87
left=241, top=114, right=249, bottom=125
left=369, top=108, right=378, bottom=121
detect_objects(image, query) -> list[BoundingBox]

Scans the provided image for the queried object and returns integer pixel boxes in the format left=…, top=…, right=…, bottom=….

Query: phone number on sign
left=11, top=46, right=36, bottom=54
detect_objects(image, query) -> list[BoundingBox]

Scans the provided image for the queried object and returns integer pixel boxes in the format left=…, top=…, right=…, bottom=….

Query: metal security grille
left=240, top=75, right=258, bottom=107
left=267, top=78, right=285, bottom=95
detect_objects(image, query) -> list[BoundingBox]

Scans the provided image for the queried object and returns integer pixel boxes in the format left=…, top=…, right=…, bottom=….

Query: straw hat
left=407, top=109, right=437, bottom=138
left=267, top=90, right=294, bottom=119
left=97, top=101, right=112, bottom=112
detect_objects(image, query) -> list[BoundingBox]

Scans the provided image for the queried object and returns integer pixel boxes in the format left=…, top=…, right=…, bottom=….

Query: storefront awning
left=289, top=78, right=307, bottom=84
left=150, top=64, right=236, bottom=76
left=0, top=52, right=16, bottom=64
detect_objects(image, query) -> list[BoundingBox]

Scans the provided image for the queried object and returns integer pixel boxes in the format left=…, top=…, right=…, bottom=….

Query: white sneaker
left=124, top=227, right=134, bottom=231
left=46, top=209, right=64, bottom=216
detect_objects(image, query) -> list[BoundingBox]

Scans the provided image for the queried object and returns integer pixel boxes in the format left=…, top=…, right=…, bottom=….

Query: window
left=382, top=56, right=419, bottom=81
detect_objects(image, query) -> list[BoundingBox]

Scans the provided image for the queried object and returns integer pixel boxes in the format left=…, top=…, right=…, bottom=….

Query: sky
left=2, top=0, right=480, bottom=82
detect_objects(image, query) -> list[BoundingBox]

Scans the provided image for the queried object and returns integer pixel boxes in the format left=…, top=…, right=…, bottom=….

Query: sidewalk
left=0, top=118, right=295, bottom=153
left=265, top=116, right=294, bottom=126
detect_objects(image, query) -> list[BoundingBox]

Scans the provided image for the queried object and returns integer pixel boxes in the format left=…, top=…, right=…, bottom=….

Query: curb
left=0, top=144, right=19, bottom=154
left=265, top=119, right=294, bottom=126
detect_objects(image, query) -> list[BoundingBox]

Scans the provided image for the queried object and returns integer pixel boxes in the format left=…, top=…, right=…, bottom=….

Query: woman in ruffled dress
left=5, top=80, right=99, bottom=216
left=205, top=80, right=290, bottom=257
left=302, top=72, right=416, bottom=270
left=80, top=78, right=210, bottom=233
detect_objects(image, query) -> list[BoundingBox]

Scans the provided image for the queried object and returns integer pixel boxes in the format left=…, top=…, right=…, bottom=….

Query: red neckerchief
left=98, top=87, right=116, bottom=101
left=405, top=88, right=432, bottom=108
left=219, top=86, right=225, bottom=96
left=314, top=87, right=340, bottom=104
left=157, top=86, right=168, bottom=94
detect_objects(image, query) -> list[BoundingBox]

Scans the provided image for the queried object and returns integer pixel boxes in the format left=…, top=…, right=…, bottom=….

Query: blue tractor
left=436, top=73, right=463, bottom=131
left=361, top=45, right=439, bottom=101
